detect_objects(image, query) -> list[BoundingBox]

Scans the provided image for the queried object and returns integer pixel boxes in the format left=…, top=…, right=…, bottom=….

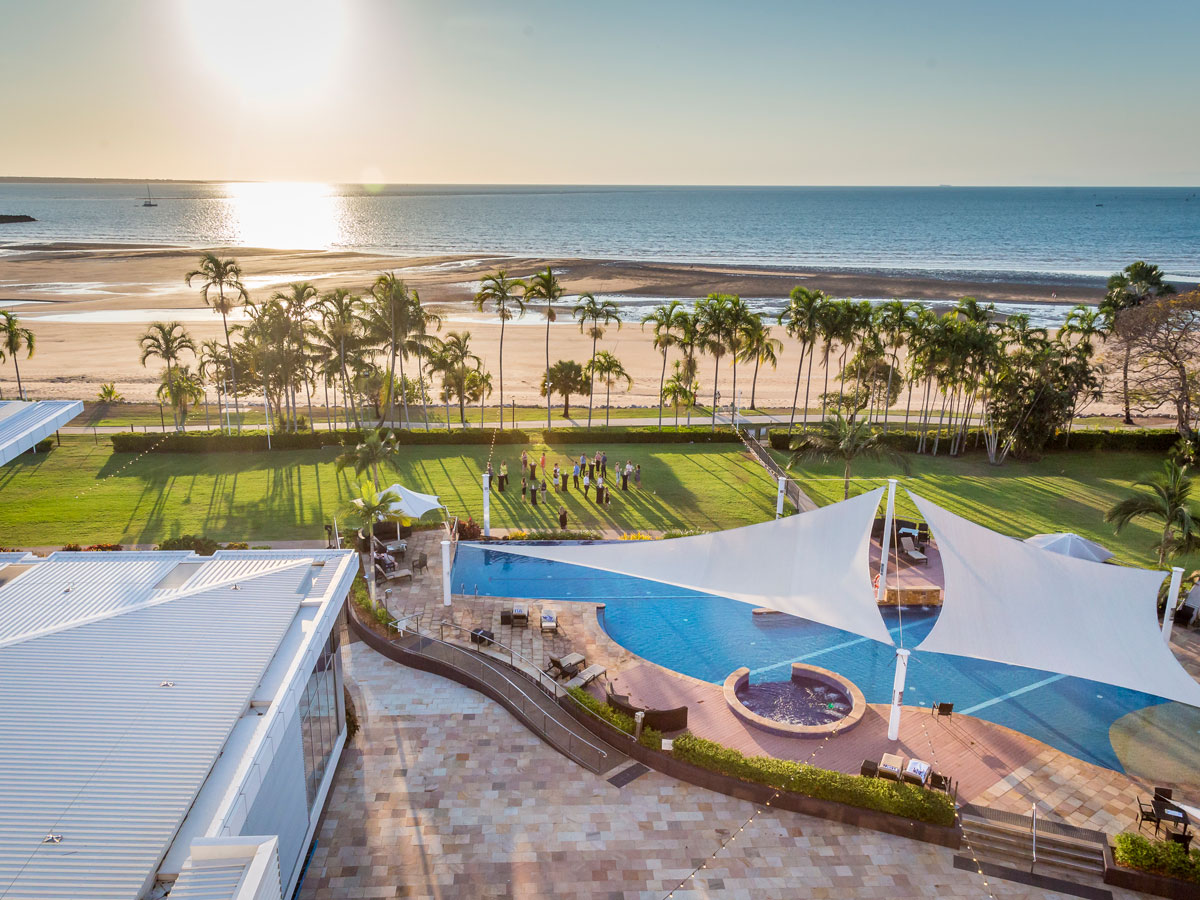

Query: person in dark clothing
left=539, top=479, right=548, bottom=503
left=558, top=506, right=568, bottom=530
left=582, top=472, right=590, bottom=498
left=587, top=459, right=595, bottom=481
left=621, top=461, right=629, bottom=491
left=531, top=482, right=538, bottom=507
left=521, top=476, right=527, bottom=501
left=499, top=461, right=508, bottom=492
left=634, top=464, right=641, bottom=489
left=600, top=451, right=608, bottom=477
left=529, top=461, right=537, bottom=483
left=572, top=461, right=580, bottom=489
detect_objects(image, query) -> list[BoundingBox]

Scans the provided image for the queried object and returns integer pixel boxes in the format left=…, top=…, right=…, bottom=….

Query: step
left=961, top=815, right=1107, bottom=853
left=963, top=841, right=1106, bottom=880
left=962, top=832, right=1105, bottom=875
left=962, top=821, right=1105, bottom=863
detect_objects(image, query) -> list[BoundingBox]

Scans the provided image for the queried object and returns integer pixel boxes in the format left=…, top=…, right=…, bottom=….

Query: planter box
left=1103, top=841, right=1200, bottom=899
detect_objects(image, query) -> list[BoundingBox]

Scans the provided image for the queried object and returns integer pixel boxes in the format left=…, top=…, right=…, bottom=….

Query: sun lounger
left=540, top=611, right=558, bottom=633
left=512, top=604, right=529, bottom=627
left=566, top=663, right=606, bottom=690
left=375, top=562, right=412, bottom=583
left=900, top=536, right=928, bottom=565
left=878, top=752, right=903, bottom=781
left=546, top=651, right=585, bottom=678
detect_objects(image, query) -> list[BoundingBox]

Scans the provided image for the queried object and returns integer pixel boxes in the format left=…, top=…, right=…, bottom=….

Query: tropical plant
left=778, top=287, right=827, bottom=433
left=185, top=253, right=249, bottom=427
left=523, top=267, right=565, bottom=429
left=314, top=288, right=365, bottom=428
left=586, top=350, right=633, bottom=427
left=96, top=382, right=123, bottom=403
left=156, top=364, right=204, bottom=428
left=335, top=430, right=397, bottom=490
left=268, top=281, right=319, bottom=432
left=641, top=300, right=687, bottom=431
left=540, top=359, right=589, bottom=418
left=1102, top=261, right=1176, bottom=425
left=661, top=362, right=698, bottom=432
left=738, top=313, right=783, bottom=411
left=474, top=270, right=525, bottom=428
left=365, top=272, right=417, bottom=428
left=787, top=414, right=910, bottom=500
left=429, top=330, right=482, bottom=427
left=1105, top=459, right=1200, bottom=568
left=348, top=480, right=403, bottom=607
left=139, top=321, right=195, bottom=418
left=0, top=310, right=36, bottom=400
left=574, top=292, right=622, bottom=428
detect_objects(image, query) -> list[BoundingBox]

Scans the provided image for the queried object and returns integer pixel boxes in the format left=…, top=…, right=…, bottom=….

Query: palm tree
left=269, top=282, right=319, bottom=432
left=674, top=311, right=701, bottom=426
left=315, top=288, right=364, bottom=428
left=778, top=287, right=827, bottom=433
left=139, top=321, right=195, bottom=425
left=873, top=300, right=910, bottom=431
left=1, top=311, right=36, bottom=400
left=185, top=253, right=249, bottom=427
left=407, top=289, right=442, bottom=430
left=696, top=294, right=732, bottom=430
left=541, top=359, right=589, bottom=418
left=365, top=273, right=416, bottom=428
left=523, top=268, right=565, bottom=429
left=474, top=270, right=525, bottom=428
left=156, top=364, right=204, bottom=428
left=787, top=414, right=910, bottom=500
left=97, top=382, right=123, bottom=402
left=586, top=351, right=633, bottom=427
left=661, top=362, right=698, bottom=433
left=738, top=314, right=783, bottom=411
left=430, top=331, right=482, bottom=427
left=197, top=339, right=228, bottom=428
left=573, top=293, right=622, bottom=429
left=1105, top=459, right=1199, bottom=568
left=336, top=430, right=397, bottom=490
left=467, top=367, right=493, bottom=427
left=641, top=300, right=687, bottom=431
left=349, top=480, right=403, bottom=608
left=1103, top=261, right=1176, bottom=425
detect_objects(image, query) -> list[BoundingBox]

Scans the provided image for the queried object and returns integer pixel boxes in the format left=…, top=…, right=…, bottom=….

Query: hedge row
left=567, top=687, right=663, bottom=750
left=672, top=733, right=956, bottom=826
left=1114, top=832, right=1200, bottom=883
left=111, top=425, right=743, bottom=454
left=768, top=427, right=1180, bottom=454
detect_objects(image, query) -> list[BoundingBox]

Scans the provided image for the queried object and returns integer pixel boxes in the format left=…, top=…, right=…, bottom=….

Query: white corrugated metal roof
left=0, top=550, right=355, bottom=900
left=0, top=401, right=82, bottom=465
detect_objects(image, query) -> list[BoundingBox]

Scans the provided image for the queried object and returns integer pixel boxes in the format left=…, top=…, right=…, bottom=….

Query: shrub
left=768, top=426, right=1180, bottom=455
left=343, top=685, right=359, bottom=741
left=60, top=543, right=82, bottom=552
left=662, top=527, right=705, bottom=539
left=568, top=687, right=662, bottom=750
left=157, top=534, right=221, bottom=555
left=671, top=733, right=956, bottom=826
left=223, top=541, right=250, bottom=550
left=542, top=425, right=741, bottom=445
left=619, top=531, right=655, bottom=540
left=1113, top=832, right=1200, bottom=882
left=83, top=543, right=123, bottom=551
left=33, top=437, right=54, bottom=454
left=512, top=529, right=602, bottom=541
left=456, top=517, right=483, bottom=541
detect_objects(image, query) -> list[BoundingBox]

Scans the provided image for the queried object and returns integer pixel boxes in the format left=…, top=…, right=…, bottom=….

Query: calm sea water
left=2, top=182, right=1198, bottom=282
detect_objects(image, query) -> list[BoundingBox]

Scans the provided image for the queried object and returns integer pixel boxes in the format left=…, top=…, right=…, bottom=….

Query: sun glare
left=179, top=0, right=347, bottom=103
left=223, top=181, right=345, bottom=249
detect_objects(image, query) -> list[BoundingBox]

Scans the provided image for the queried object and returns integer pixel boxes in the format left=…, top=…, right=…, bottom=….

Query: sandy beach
left=0, top=244, right=1114, bottom=405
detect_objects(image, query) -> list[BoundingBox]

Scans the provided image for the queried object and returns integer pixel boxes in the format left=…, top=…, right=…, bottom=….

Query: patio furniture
left=903, top=758, right=932, bottom=786
left=1155, top=787, right=1174, bottom=801
left=1169, top=832, right=1193, bottom=851
left=860, top=759, right=878, bottom=778
left=374, top=562, right=412, bottom=583
left=916, top=524, right=930, bottom=548
left=878, top=752, right=903, bottom=781
left=929, top=771, right=951, bottom=793
left=931, top=701, right=954, bottom=718
left=512, top=605, right=529, bottom=627
left=566, top=663, right=606, bottom=690
left=899, top=536, right=927, bottom=565
left=546, top=652, right=585, bottom=678
left=1138, top=798, right=1162, bottom=836
left=500, top=607, right=513, bottom=626
left=540, top=612, right=558, bottom=633
left=385, top=538, right=407, bottom=558
left=470, top=628, right=495, bottom=647
left=411, top=552, right=428, bottom=574
left=1153, top=797, right=1188, bottom=832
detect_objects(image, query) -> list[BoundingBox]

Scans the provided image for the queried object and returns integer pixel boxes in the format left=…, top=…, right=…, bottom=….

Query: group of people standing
left=487, top=449, right=642, bottom=510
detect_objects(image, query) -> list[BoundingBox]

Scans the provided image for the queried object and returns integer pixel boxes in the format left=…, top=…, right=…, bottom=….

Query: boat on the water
left=142, top=185, right=157, bottom=207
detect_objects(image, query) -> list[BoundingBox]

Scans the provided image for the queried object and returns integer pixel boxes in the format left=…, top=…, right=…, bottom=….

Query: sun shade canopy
left=0, top=400, right=82, bottom=465
left=910, top=491, right=1200, bottom=706
left=1023, top=532, right=1114, bottom=563
left=353, top=482, right=444, bottom=520
left=477, top=487, right=893, bottom=645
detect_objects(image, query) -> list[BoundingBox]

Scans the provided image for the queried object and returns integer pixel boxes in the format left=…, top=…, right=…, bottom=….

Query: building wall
left=241, top=714, right=310, bottom=886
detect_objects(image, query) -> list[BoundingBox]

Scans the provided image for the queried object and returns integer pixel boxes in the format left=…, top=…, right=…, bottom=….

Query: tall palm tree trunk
left=587, top=330, right=598, bottom=429
left=711, top=357, right=720, bottom=432
left=498, top=318, right=505, bottom=431
left=750, top=356, right=761, bottom=410
left=820, top=348, right=832, bottom=422
left=802, top=343, right=815, bottom=432
left=657, top=349, right=667, bottom=432
left=544, top=309, right=552, bottom=430
left=606, top=381, right=612, bottom=427
left=1122, top=347, right=1134, bottom=425
left=417, top=347, right=430, bottom=431
left=788, top=347, right=804, bottom=434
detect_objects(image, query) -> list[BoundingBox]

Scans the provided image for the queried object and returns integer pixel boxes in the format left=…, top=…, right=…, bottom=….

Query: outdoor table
left=385, top=539, right=407, bottom=557
left=1176, top=801, right=1200, bottom=825
left=879, top=753, right=903, bottom=781
left=1153, top=798, right=1190, bottom=832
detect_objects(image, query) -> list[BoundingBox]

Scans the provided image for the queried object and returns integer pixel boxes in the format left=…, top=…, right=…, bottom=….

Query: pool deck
left=388, top=530, right=1200, bottom=839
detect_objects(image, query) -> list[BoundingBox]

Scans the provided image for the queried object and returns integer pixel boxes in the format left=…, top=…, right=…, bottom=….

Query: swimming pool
left=453, top=544, right=1167, bottom=771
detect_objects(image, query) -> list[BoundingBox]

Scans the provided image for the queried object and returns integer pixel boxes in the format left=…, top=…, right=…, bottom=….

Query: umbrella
left=352, top=482, right=444, bottom=520
left=1023, top=532, right=1114, bottom=564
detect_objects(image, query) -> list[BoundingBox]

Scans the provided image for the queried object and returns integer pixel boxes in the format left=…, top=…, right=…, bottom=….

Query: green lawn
left=778, top=450, right=1199, bottom=571
left=0, top=437, right=779, bottom=546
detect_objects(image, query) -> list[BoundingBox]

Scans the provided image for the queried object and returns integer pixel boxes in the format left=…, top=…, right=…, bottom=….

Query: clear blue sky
left=2, top=0, right=1197, bottom=184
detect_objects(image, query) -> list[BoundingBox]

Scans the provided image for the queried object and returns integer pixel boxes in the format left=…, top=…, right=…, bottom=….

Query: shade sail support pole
left=776, top=476, right=786, bottom=519
left=1163, top=566, right=1184, bottom=644
left=441, top=540, right=452, bottom=606
left=482, top=473, right=491, bottom=537
left=877, top=478, right=897, bottom=603
left=887, top=647, right=910, bottom=741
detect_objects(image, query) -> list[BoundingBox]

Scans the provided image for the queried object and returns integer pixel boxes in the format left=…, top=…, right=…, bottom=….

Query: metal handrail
left=389, top=615, right=612, bottom=766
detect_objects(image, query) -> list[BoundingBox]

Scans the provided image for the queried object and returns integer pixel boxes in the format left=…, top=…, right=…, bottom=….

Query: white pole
left=1163, top=566, right=1184, bottom=644
left=441, top=539, right=452, bottom=606
left=877, top=478, right=897, bottom=603
left=333, top=517, right=341, bottom=550
left=263, top=373, right=271, bottom=450
left=482, top=473, right=491, bottom=537
left=887, top=647, right=910, bottom=741
left=776, top=476, right=786, bottom=519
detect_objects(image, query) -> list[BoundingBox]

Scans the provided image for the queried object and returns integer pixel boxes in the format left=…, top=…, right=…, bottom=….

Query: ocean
left=1, top=182, right=1197, bottom=283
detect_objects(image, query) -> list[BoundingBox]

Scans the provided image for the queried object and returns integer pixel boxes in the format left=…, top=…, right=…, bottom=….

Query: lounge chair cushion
left=566, top=663, right=606, bottom=689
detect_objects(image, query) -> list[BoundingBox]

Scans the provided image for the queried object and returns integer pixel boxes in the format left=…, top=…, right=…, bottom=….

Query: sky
left=1, top=0, right=1198, bottom=186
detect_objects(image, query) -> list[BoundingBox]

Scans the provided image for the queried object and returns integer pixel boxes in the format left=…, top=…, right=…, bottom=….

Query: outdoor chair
left=932, top=701, right=954, bottom=718
left=878, top=753, right=903, bottom=781
left=1155, top=787, right=1174, bottom=801
left=546, top=652, right=584, bottom=679
left=501, top=607, right=513, bottom=626
left=1138, top=798, right=1162, bottom=836
left=1169, top=832, right=1193, bottom=852
left=902, top=758, right=932, bottom=786
left=860, top=759, right=878, bottom=778
left=470, top=628, right=495, bottom=647
left=566, top=663, right=606, bottom=690
left=512, top=605, right=529, bottom=627
left=540, top=611, right=558, bottom=633
left=916, top=524, right=930, bottom=548
left=411, top=552, right=428, bottom=574
left=929, top=772, right=951, bottom=793
left=900, top=536, right=928, bottom=565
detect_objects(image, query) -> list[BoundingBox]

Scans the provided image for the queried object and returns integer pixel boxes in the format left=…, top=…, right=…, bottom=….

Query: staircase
left=960, top=808, right=1107, bottom=880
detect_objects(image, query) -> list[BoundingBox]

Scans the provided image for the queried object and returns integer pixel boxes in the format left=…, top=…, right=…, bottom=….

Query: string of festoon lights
left=72, top=431, right=174, bottom=502
left=663, top=725, right=842, bottom=899
left=912, top=673, right=996, bottom=900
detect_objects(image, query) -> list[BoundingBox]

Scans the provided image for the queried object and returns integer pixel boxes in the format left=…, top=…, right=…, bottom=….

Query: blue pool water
left=453, top=545, right=1168, bottom=771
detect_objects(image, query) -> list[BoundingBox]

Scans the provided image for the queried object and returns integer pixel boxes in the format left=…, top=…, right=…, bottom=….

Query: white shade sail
left=1024, top=532, right=1114, bottom=563
left=478, top=487, right=893, bottom=645
left=910, top=491, right=1200, bottom=706
left=0, top=400, right=83, bottom=465
left=353, top=482, right=444, bottom=520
